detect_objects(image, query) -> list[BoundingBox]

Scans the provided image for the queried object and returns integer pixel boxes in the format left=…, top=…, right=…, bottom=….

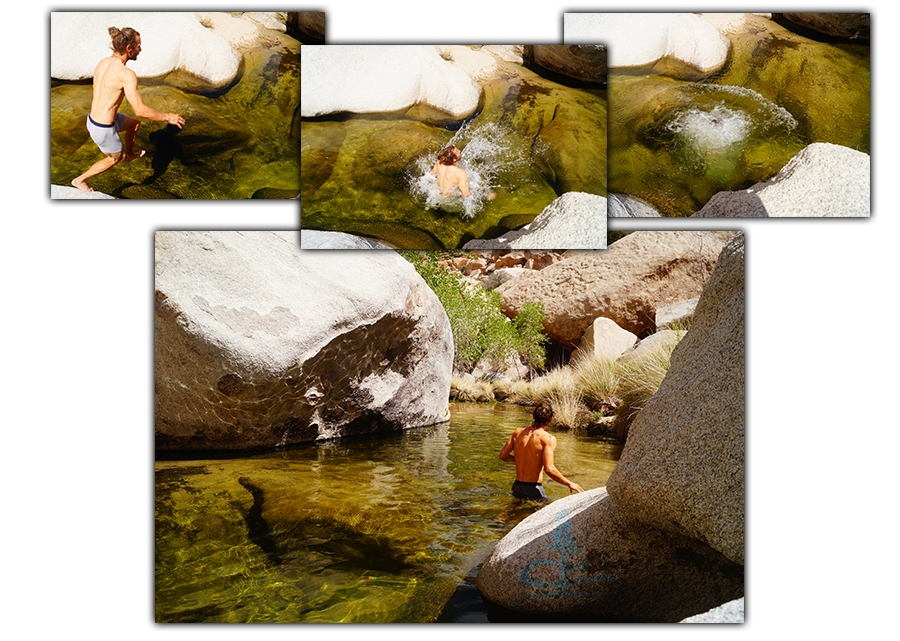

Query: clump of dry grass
left=546, top=387, right=589, bottom=429
left=571, top=353, right=620, bottom=414
left=450, top=375, right=495, bottom=403
left=612, top=331, right=683, bottom=440
left=450, top=327, right=687, bottom=440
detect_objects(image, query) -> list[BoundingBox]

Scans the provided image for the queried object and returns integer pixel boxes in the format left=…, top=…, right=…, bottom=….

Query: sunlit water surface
left=156, top=403, right=622, bottom=622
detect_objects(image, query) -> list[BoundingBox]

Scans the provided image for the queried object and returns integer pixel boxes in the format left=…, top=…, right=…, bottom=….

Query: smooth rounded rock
left=301, top=45, right=482, bottom=119
left=564, top=13, right=730, bottom=76
left=155, top=231, right=453, bottom=451
left=50, top=12, right=242, bottom=86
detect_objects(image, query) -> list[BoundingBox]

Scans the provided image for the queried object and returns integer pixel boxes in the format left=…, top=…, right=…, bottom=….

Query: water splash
left=408, top=120, right=533, bottom=219
left=659, top=84, right=800, bottom=182
left=666, top=104, right=751, bottom=157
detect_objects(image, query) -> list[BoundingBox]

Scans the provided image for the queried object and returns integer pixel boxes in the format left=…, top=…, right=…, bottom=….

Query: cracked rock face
left=155, top=231, right=453, bottom=451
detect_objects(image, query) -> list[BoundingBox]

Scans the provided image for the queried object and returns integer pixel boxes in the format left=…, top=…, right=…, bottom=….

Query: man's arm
left=541, top=435, right=584, bottom=493
left=458, top=170, right=470, bottom=197
left=122, top=69, right=185, bottom=128
left=499, top=433, right=515, bottom=463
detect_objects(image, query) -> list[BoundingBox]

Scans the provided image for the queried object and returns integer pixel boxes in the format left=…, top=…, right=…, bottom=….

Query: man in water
left=430, top=145, right=470, bottom=198
left=498, top=402, right=585, bottom=501
left=71, top=26, right=186, bottom=193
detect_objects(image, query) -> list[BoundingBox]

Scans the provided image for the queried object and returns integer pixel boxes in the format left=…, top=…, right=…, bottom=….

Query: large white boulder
left=693, top=143, right=870, bottom=217
left=155, top=231, right=453, bottom=451
left=477, top=488, right=743, bottom=621
left=496, top=231, right=729, bottom=343
left=463, top=192, right=607, bottom=250
left=608, top=233, right=745, bottom=564
left=572, top=317, right=637, bottom=363
left=50, top=12, right=242, bottom=86
left=564, top=13, right=730, bottom=74
left=301, top=45, right=482, bottom=118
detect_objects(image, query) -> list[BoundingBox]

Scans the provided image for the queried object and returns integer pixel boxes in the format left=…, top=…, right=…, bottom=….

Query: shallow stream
left=155, top=402, right=622, bottom=622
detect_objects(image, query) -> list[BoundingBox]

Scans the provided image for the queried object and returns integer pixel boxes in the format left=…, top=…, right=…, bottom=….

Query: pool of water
left=605, top=14, right=870, bottom=216
left=155, top=402, right=622, bottom=622
left=300, top=54, right=607, bottom=249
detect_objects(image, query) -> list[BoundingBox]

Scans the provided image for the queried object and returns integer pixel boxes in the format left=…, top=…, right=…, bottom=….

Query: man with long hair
left=72, top=26, right=186, bottom=193
left=499, top=402, right=585, bottom=501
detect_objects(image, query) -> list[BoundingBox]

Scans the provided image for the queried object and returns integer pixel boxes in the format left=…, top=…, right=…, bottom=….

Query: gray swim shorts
left=86, top=113, right=125, bottom=154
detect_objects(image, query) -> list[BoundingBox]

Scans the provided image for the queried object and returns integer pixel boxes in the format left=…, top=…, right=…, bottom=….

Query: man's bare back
left=499, top=402, right=584, bottom=499
left=429, top=145, right=470, bottom=198
left=432, top=162, right=470, bottom=197
left=90, top=56, right=130, bottom=125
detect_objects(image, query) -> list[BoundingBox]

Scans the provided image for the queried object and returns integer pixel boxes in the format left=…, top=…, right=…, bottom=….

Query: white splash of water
left=409, top=120, right=529, bottom=219
left=666, top=104, right=751, bottom=156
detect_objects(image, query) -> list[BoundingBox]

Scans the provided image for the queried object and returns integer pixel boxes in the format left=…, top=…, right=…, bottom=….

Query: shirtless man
left=430, top=145, right=470, bottom=198
left=71, top=26, right=186, bottom=193
left=499, top=402, right=585, bottom=501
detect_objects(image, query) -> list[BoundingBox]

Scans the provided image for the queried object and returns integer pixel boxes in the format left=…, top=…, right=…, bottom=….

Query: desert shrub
left=400, top=251, right=548, bottom=375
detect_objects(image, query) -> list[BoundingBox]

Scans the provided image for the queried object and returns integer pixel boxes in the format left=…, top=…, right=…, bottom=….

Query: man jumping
left=71, top=26, right=186, bottom=193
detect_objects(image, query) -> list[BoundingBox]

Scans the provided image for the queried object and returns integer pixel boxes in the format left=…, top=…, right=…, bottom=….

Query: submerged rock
left=477, top=487, right=743, bottom=621
left=607, top=233, right=745, bottom=564
left=155, top=231, right=453, bottom=451
left=50, top=12, right=242, bottom=87
left=692, top=143, right=870, bottom=217
left=300, top=45, right=482, bottom=120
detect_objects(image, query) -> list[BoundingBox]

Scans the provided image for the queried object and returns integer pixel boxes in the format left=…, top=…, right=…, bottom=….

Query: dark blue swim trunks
left=512, top=480, right=547, bottom=502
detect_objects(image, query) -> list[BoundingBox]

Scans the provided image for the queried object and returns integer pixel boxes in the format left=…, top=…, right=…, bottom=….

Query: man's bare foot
left=71, top=178, right=93, bottom=193
left=124, top=150, right=146, bottom=163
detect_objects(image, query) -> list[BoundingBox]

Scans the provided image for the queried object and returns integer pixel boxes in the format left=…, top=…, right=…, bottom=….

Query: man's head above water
left=437, top=145, right=461, bottom=166
left=108, top=26, right=141, bottom=59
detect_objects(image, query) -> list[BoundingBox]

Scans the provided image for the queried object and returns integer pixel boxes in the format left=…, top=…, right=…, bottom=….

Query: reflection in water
left=155, top=403, right=621, bottom=622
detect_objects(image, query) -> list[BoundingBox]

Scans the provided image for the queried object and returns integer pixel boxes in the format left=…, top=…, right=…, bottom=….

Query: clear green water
left=155, top=402, right=622, bottom=622
left=607, top=15, right=870, bottom=216
left=300, top=57, right=607, bottom=249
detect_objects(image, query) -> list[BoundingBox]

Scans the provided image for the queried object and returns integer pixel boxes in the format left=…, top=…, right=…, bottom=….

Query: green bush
left=400, top=251, right=548, bottom=375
